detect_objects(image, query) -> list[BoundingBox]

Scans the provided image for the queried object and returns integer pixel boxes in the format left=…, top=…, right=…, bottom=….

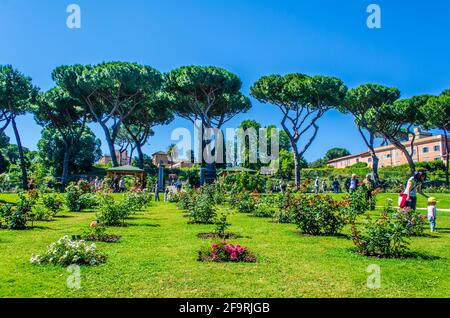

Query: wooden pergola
left=106, top=165, right=147, bottom=189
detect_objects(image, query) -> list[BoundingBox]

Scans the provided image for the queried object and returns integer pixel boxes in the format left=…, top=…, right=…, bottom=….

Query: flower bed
left=198, top=242, right=256, bottom=263
left=82, top=221, right=121, bottom=243
left=30, top=236, right=107, bottom=266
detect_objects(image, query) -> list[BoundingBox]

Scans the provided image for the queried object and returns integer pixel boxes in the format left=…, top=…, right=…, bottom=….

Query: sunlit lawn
left=0, top=193, right=449, bottom=298
left=328, top=192, right=450, bottom=210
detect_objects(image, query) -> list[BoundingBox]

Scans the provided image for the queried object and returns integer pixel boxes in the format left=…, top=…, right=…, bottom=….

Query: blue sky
left=0, top=0, right=449, bottom=162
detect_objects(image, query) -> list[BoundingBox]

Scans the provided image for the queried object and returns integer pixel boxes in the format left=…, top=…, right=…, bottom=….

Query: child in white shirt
left=427, top=197, right=438, bottom=232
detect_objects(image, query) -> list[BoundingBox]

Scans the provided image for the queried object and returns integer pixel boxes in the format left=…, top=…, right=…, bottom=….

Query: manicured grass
left=0, top=193, right=449, bottom=298
left=328, top=192, right=450, bottom=210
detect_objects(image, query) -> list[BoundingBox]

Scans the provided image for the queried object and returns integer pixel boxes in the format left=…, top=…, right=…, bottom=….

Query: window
left=434, top=145, right=441, bottom=152
left=368, top=158, right=372, bottom=163
left=435, top=157, right=442, bottom=161
left=356, top=158, right=360, bottom=163
left=423, top=147, right=429, bottom=153
left=424, top=158, right=429, bottom=162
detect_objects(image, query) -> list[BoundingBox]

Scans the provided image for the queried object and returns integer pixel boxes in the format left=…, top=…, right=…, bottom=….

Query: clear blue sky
left=1, top=0, right=449, bottom=162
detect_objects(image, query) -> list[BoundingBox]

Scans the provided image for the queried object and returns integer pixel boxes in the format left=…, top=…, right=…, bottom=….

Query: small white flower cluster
left=30, top=236, right=106, bottom=266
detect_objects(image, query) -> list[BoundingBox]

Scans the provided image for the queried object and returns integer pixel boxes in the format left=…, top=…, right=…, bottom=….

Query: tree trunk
left=61, top=144, right=71, bottom=191
left=11, top=116, right=28, bottom=190
left=292, top=143, right=301, bottom=186
left=100, top=122, right=119, bottom=167
left=129, top=146, right=135, bottom=165
left=136, top=144, right=144, bottom=169
left=444, top=129, right=449, bottom=187
left=357, top=127, right=380, bottom=185
left=368, top=147, right=380, bottom=186
left=393, top=140, right=416, bottom=176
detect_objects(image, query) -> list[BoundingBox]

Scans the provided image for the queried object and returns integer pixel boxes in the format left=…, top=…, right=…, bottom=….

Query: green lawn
left=327, top=192, right=450, bottom=210
left=0, top=193, right=449, bottom=298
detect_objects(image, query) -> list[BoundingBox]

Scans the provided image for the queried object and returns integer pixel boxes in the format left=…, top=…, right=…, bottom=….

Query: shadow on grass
left=54, top=215, right=76, bottom=219
left=0, top=199, right=16, bottom=205
left=296, top=231, right=351, bottom=239
left=29, top=225, right=53, bottom=230
left=127, top=223, right=161, bottom=227
left=346, top=247, right=442, bottom=260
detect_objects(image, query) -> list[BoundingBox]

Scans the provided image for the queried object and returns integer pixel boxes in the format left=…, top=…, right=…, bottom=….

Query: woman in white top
left=403, top=171, right=428, bottom=211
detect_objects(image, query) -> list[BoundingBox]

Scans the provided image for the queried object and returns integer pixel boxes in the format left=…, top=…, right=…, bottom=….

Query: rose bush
left=30, top=236, right=107, bottom=266
left=198, top=241, right=256, bottom=263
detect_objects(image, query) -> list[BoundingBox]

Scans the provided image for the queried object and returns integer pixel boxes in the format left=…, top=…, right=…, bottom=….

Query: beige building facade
left=328, top=129, right=449, bottom=169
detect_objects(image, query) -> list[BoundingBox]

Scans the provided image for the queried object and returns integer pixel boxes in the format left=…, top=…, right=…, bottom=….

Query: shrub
left=77, top=179, right=93, bottom=193
left=27, top=189, right=40, bottom=203
left=290, top=194, right=345, bottom=236
left=215, top=212, right=231, bottom=238
left=65, top=184, right=98, bottom=212
left=82, top=220, right=121, bottom=243
left=275, top=192, right=295, bottom=223
left=253, top=201, right=276, bottom=218
left=42, top=193, right=63, bottom=215
left=30, top=206, right=55, bottom=222
left=188, top=191, right=217, bottom=224
left=65, top=184, right=83, bottom=212
left=4, top=208, right=28, bottom=229
left=351, top=206, right=410, bottom=258
left=340, top=185, right=376, bottom=223
left=79, top=193, right=99, bottom=210
left=123, top=190, right=152, bottom=211
left=30, top=236, right=107, bottom=266
left=275, top=209, right=294, bottom=223
left=198, top=241, right=256, bottom=263
left=96, top=194, right=132, bottom=226
left=234, top=192, right=257, bottom=214
left=177, top=190, right=195, bottom=211
left=202, top=183, right=226, bottom=205
left=394, top=208, right=427, bottom=237
left=2, top=193, right=33, bottom=229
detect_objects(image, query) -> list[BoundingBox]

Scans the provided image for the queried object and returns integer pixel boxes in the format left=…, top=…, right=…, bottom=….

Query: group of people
left=153, top=180, right=184, bottom=202
left=402, top=170, right=438, bottom=232
left=313, top=173, right=375, bottom=194
left=112, top=175, right=125, bottom=193
left=311, top=171, right=439, bottom=232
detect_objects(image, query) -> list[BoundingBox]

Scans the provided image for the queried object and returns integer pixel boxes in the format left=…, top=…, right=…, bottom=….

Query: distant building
left=327, top=129, right=449, bottom=169
left=151, top=151, right=193, bottom=169
left=98, top=150, right=130, bottom=166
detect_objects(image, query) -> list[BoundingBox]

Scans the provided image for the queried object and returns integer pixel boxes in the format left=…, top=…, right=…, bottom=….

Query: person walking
left=154, top=182, right=160, bottom=202
left=164, top=187, right=170, bottom=202
left=314, top=176, right=320, bottom=194
left=403, top=170, right=428, bottom=211
left=113, top=175, right=120, bottom=193
left=119, top=177, right=125, bottom=192
left=321, top=179, right=327, bottom=193
left=349, top=174, right=359, bottom=192
left=332, top=178, right=340, bottom=193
